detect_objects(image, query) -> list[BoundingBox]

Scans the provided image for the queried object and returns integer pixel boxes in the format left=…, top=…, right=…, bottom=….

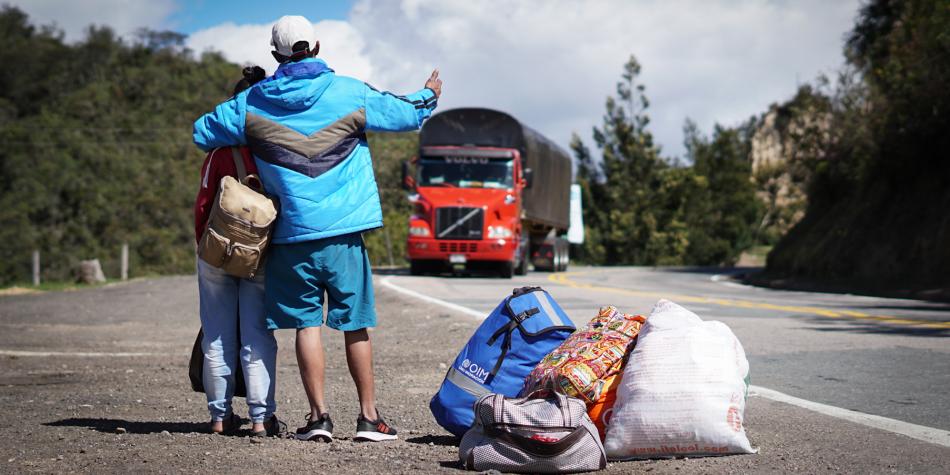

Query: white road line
left=0, top=350, right=159, bottom=357
left=380, top=276, right=485, bottom=319
left=381, top=274, right=950, bottom=448
left=750, top=386, right=950, bottom=448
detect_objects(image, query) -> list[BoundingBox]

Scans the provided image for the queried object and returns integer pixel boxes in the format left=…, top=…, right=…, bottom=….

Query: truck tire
left=499, top=261, right=514, bottom=279
left=558, top=239, right=570, bottom=272
left=515, top=248, right=528, bottom=276
left=551, top=247, right=560, bottom=273
left=409, top=260, right=426, bottom=276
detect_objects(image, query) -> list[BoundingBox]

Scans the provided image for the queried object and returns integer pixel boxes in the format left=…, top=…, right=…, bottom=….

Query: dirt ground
left=0, top=275, right=948, bottom=474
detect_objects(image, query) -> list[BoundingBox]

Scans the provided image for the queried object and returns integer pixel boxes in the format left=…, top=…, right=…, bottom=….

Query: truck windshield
left=417, top=156, right=514, bottom=189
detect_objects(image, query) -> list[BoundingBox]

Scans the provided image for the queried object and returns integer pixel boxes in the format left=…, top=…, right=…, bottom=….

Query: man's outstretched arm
left=364, top=70, right=442, bottom=132
left=192, top=94, right=248, bottom=152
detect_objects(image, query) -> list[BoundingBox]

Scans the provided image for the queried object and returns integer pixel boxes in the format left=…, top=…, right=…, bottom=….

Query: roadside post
left=32, top=250, right=40, bottom=286
left=121, top=243, right=129, bottom=281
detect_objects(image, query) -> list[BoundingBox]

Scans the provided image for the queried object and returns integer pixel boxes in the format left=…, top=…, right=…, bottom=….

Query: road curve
left=382, top=266, right=950, bottom=433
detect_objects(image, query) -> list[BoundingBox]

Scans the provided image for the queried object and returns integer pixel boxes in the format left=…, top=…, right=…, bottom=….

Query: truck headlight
left=409, top=226, right=431, bottom=237
left=487, top=226, right=513, bottom=239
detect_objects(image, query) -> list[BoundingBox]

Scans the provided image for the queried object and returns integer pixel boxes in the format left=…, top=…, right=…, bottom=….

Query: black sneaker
left=354, top=412, right=398, bottom=442
left=251, top=415, right=287, bottom=438
left=295, top=413, right=333, bottom=442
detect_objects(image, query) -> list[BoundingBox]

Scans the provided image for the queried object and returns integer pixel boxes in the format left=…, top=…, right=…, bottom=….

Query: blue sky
left=13, top=0, right=861, bottom=159
left=167, top=0, right=352, bottom=34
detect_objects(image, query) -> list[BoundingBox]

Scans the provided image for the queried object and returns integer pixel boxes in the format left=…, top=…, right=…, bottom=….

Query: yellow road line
left=548, top=271, right=950, bottom=330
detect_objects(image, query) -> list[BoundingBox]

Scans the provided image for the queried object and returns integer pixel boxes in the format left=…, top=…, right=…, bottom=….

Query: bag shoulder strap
left=231, top=147, right=247, bottom=182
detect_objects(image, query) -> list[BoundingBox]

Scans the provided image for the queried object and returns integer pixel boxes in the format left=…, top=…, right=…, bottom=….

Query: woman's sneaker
left=295, top=413, right=333, bottom=442
left=354, top=413, right=398, bottom=442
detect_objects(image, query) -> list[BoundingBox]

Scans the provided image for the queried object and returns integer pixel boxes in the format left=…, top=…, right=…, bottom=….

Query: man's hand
left=425, top=69, right=442, bottom=98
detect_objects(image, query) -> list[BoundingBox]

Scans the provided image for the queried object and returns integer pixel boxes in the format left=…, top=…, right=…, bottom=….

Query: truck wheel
left=409, top=260, right=425, bottom=276
left=559, top=240, right=570, bottom=272
left=515, top=250, right=528, bottom=276
left=499, top=261, right=514, bottom=279
left=552, top=244, right=562, bottom=273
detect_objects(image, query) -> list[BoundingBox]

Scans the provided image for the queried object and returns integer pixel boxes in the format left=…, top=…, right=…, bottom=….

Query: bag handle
left=511, top=286, right=543, bottom=298
left=521, top=390, right=571, bottom=426
left=230, top=147, right=268, bottom=194
left=502, top=288, right=574, bottom=338
left=243, top=174, right=265, bottom=193
left=492, top=394, right=505, bottom=424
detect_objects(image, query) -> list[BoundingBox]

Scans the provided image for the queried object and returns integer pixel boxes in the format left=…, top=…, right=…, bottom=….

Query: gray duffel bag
left=459, top=392, right=607, bottom=473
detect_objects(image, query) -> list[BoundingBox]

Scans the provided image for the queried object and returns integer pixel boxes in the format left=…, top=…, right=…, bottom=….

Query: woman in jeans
left=194, top=67, right=283, bottom=436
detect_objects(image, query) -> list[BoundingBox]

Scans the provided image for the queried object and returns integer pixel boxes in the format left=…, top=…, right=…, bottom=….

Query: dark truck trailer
left=419, top=108, right=572, bottom=230
left=405, top=108, right=574, bottom=276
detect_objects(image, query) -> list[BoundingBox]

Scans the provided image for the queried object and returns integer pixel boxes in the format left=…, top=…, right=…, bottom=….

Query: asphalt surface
left=382, top=266, right=950, bottom=432
left=0, top=270, right=948, bottom=473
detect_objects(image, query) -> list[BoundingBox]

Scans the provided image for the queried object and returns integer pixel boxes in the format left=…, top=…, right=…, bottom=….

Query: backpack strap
left=231, top=147, right=247, bottom=182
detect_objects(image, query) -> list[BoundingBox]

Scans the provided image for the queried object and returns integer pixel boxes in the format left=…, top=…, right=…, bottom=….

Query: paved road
left=383, top=266, right=950, bottom=432
left=0, top=272, right=948, bottom=473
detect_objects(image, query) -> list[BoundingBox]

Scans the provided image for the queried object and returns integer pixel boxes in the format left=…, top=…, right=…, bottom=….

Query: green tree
left=363, top=132, right=418, bottom=267
left=573, top=55, right=674, bottom=265
left=767, top=0, right=950, bottom=290
left=684, top=121, right=761, bottom=265
left=0, top=7, right=240, bottom=284
left=574, top=55, right=759, bottom=266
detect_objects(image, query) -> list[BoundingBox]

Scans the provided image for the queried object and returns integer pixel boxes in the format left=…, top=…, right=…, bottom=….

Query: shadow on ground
left=663, top=266, right=761, bottom=276
left=438, top=460, right=465, bottom=470
left=801, top=315, right=948, bottom=337
left=744, top=270, right=950, bottom=303
left=405, top=434, right=458, bottom=447
left=45, top=418, right=208, bottom=435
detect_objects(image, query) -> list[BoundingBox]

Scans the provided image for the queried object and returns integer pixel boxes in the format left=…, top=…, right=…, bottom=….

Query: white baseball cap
left=271, top=15, right=314, bottom=57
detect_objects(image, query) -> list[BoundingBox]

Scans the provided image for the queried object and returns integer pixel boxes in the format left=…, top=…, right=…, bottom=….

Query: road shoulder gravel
left=0, top=275, right=947, bottom=473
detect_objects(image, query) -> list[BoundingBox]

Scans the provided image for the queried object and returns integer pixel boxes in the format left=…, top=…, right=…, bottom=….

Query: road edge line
left=382, top=274, right=950, bottom=448
left=380, top=276, right=485, bottom=320
left=750, top=385, right=950, bottom=448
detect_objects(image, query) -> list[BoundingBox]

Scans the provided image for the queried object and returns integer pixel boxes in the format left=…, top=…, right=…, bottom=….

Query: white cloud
left=184, top=19, right=373, bottom=79
left=9, top=0, right=177, bottom=42
left=25, top=0, right=860, bottom=159
left=347, top=0, right=860, bottom=158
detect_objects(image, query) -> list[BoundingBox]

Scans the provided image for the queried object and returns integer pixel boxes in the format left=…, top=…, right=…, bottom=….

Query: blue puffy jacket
left=193, top=58, right=438, bottom=243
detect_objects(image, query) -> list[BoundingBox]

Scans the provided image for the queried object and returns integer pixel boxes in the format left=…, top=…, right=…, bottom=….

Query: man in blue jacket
left=193, top=15, right=441, bottom=442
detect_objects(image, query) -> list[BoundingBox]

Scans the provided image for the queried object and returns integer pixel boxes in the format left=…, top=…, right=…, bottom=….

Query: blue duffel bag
left=430, top=286, right=576, bottom=437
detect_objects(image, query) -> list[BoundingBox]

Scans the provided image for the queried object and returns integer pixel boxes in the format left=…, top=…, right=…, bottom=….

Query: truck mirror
left=523, top=168, right=534, bottom=189
left=401, top=161, right=414, bottom=190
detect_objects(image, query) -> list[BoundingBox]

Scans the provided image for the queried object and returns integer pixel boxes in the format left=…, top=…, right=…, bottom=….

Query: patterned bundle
left=521, top=306, right=646, bottom=438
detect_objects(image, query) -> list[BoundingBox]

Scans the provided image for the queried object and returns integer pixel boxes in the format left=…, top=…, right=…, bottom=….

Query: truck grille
left=439, top=242, right=479, bottom=253
left=435, top=207, right=483, bottom=240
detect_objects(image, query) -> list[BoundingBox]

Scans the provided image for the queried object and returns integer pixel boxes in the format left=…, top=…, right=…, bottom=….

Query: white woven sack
left=604, top=299, right=755, bottom=460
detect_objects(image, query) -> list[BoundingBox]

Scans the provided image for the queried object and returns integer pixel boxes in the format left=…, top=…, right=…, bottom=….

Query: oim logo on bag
left=459, top=358, right=490, bottom=384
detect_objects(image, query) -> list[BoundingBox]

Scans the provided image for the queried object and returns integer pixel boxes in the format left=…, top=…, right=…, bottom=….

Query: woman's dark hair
left=271, top=40, right=318, bottom=64
left=233, top=66, right=267, bottom=95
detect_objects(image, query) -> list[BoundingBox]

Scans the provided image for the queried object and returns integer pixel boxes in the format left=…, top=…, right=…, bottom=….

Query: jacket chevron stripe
left=193, top=58, right=438, bottom=243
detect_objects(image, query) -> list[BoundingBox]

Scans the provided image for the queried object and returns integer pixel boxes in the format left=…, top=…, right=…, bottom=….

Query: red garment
left=194, top=146, right=258, bottom=243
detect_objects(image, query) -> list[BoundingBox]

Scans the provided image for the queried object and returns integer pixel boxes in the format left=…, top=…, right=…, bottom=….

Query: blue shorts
left=264, top=232, right=376, bottom=331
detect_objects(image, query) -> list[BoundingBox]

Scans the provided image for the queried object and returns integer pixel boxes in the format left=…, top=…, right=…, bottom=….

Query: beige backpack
left=198, top=147, right=278, bottom=278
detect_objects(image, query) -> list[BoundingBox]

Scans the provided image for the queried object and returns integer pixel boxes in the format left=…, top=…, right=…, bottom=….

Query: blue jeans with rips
left=197, top=258, right=277, bottom=423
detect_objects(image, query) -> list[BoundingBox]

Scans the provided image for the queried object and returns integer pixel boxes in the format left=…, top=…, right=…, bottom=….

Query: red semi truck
left=403, top=108, right=574, bottom=277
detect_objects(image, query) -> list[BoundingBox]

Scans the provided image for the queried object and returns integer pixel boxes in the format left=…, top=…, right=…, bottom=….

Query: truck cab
left=407, top=146, right=528, bottom=276
left=404, top=108, right=574, bottom=278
